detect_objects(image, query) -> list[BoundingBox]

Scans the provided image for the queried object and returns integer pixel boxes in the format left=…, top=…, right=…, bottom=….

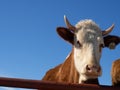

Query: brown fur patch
left=111, top=59, right=120, bottom=86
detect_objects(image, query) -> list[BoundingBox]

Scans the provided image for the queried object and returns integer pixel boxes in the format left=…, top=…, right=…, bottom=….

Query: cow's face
left=74, top=20, right=104, bottom=83
left=57, top=16, right=117, bottom=83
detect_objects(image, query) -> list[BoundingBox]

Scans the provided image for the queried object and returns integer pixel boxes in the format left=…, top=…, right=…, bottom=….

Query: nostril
left=97, top=66, right=101, bottom=72
left=86, top=65, right=91, bottom=71
left=86, top=65, right=101, bottom=73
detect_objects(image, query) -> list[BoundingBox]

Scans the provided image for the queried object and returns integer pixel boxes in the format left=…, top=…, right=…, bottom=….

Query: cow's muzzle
left=85, top=64, right=102, bottom=76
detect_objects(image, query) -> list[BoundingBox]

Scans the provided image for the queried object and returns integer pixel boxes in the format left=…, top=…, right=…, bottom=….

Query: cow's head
left=57, top=16, right=119, bottom=83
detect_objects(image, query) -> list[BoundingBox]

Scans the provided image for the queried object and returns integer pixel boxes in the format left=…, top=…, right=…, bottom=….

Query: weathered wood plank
left=0, top=77, right=119, bottom=90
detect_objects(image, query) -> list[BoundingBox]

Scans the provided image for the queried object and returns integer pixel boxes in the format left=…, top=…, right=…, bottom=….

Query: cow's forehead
left=76, top=28, right=102, bottom=39
left=75, top=32, right=103, bottom=45
left=75, top=19, right=103, bottom=40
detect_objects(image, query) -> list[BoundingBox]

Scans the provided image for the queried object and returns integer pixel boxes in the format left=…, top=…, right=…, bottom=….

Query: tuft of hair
left=111, top=59, right=120, bottom=87
left=75, top=19, right=101, bottom=31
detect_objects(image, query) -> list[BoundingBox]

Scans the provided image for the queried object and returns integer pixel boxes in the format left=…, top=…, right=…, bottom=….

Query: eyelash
left=100, top=44, right=104, bottom=48
left=77, top=41, right=82, bottom=48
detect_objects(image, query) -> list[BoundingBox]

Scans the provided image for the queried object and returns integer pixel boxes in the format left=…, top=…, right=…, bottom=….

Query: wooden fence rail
left=0, top=77, right=120, bottom=90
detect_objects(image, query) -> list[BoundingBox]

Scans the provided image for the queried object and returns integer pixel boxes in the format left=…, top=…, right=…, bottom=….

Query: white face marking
left=74, top=20, right=104, bottom=83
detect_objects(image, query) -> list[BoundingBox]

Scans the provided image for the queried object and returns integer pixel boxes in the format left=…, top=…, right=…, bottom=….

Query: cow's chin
left=79, top=73, right=100, bottom=84
left=85, top=72, right=102, bottom=77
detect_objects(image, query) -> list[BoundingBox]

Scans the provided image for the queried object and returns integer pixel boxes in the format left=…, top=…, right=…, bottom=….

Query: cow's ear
left=56, top=27, right=74, bottom=45
left=104, top=35, right=120, bottom=49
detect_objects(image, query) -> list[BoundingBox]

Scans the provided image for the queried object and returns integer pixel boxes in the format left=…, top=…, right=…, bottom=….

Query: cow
left=42, top=16, right=119, bottom=84
left=111, top=59, right=120, bottom=86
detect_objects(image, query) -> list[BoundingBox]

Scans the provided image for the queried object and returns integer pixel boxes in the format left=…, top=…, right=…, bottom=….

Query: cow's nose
left=86, top=65, right=101, bottom=74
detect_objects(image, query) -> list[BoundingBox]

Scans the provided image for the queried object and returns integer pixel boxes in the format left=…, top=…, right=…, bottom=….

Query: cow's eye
left=76, top=41, right=82, bottom=48
left=100, top=44, right=104, bottom=48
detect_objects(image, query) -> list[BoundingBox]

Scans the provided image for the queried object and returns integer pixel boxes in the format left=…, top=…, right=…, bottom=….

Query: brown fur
left=42, top=49, right=79, bottom=83
left=42, top=49, right=99, bottom=84
left=111, top=59, right=120, bottom=86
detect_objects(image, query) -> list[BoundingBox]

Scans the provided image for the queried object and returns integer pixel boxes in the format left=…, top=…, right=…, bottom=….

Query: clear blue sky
left=0, top=0, right=120, bottom=90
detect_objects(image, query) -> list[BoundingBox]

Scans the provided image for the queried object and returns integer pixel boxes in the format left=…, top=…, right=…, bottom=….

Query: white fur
left=74, top=20, right=103, bottom=83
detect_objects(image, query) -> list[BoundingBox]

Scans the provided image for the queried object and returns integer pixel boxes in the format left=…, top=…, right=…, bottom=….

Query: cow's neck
left=57, top=49, right=79, bottom=83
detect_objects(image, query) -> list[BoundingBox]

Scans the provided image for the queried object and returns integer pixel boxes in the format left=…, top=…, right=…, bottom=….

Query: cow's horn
left=102, top=24, right=114, bottom=36
left=64, top=15, right=76, bottom=32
